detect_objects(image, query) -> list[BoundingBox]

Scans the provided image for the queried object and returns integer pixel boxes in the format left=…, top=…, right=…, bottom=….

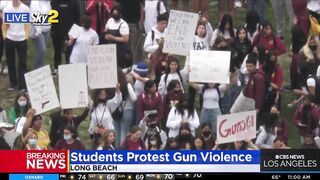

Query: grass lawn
left=0, top=0, right=300, bottom=149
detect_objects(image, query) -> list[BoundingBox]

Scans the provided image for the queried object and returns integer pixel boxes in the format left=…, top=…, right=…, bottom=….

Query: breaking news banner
left=69, top=150, right=260, bottom=173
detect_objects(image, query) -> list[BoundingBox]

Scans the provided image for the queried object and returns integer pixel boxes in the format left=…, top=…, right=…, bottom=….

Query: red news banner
left=0, top=150, right=68, bottom=173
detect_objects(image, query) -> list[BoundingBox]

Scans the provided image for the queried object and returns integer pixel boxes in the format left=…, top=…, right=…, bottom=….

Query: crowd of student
left=1, top=0, right=320, bottom=150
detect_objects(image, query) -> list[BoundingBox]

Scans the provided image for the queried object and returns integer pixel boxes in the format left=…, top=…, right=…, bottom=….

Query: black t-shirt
left=117, top=0, right=143, bottom=23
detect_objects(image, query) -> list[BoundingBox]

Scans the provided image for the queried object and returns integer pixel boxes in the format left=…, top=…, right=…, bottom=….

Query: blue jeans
left=200, top=108, right=221, bottom=136
left=247, top=0, right=265, bottom=23
left=33, top=31, right=50, bottom=68
left=114, top=108, right=133, bottom=148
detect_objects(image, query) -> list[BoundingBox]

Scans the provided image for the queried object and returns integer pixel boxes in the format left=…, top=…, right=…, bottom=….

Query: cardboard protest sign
left=189, top=50, right=230, bottom=84
left=58, top=64, right=89, bottom=109
left=217, top=110, right=257, bottom=144
left=87, top=44, right=118, bottom=89
left=163, top=10, right=199, bottom=56
left=230, top=91, right=255, bottom=113
left=24, top=65, right=60, bottom=114
left=68, top=24, right=82, bottom=39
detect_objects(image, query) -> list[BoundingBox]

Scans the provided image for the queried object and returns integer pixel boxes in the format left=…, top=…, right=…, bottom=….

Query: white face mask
left=28, top=139, right=37, bottom=146
left=150, top=140, right=157, bottom=146
left=18, top=100, right=27, bottom=107
left=64, top=134, right=72, bottom=141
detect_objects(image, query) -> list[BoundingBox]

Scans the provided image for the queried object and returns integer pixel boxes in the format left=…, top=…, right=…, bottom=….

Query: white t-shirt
left=70, top=28, right=99, bottom=64
left=193, top=36, right=209, bottom=50
left=105, top=18, right=129, bottom=35
left=307, top=77, right=316, bottom=87
left=308, top=0, right=320, bottom=14
left=3, top=2, right=30, bottom=41
left=30, top=0, right=52, bottom=33
left=144, top=0, right=166, bottom=34
left=201, top=88, right=219, bottom=109
left=143, top=27, right=166, bottom=53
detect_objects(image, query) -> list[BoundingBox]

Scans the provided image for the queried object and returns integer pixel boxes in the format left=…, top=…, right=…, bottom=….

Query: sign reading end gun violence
left=87, top=44, right=118, bottom=89
left=163, top=10, right=198, bottom=56
left=217, top=110, right=257, bottom=144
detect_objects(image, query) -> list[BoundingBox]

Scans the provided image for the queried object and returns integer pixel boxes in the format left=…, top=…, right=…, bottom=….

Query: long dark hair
left=219, top=14, right=235, bottom=38
left=13, top=93, right=31, bottom=118
left=166, top=79, right=181, bottom=93
left=291, top=24, right=307, bottom=54
left=263, top=51, right=277, bottom=82
left=235, top=26, right=251, bottom=44
left=175, top=94, right=195, bottom=118
left=117, top=67, right=129, bottom=101
left=164, top=55, right=183, bottom=86
left=91, top=89, right=111, bottom=109
left=246, top=10, right=259, bottom=37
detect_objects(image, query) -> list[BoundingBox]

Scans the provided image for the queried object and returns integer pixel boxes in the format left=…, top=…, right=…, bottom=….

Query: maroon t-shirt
left=54, top=139, right=86, bottom=150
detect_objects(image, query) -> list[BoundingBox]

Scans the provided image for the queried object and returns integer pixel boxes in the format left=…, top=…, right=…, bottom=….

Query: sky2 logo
left=30, top=10, right=59, bottom=25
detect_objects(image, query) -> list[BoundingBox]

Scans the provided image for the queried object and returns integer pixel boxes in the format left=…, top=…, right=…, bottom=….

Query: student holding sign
left=88, top=83, right=122, bottom=149
left=69, top=14, right=99, bottom=64
left=22, top=109, right=50, bottom=150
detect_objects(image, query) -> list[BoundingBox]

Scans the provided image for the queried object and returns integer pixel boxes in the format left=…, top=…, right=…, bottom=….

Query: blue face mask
left=28, top=139, right=37, bottom=146
left=64, top=134, right=72, bottom=141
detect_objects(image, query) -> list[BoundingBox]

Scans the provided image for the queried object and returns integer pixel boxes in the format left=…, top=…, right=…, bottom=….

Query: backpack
left=111, top=101, right=126, bottom=120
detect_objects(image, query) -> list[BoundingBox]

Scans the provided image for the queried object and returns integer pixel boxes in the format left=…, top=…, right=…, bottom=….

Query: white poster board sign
left=68, top=24, right=82, bottom=39
left=87, top=44, right=118, bottom=89
left=189, top=50, right=230, bottom=84
left=24, top=65, right=60, bottom=114
left=163, top=10, right=199, bottom=56
left=58, top=64, right=89, bottom=109
left=217, top=110, right=257, bottom=144
left=230, top=91, right=255, bottom=113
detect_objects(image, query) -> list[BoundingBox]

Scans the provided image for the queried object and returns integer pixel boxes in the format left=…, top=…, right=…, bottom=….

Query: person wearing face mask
left=89, top=84, right=122, bottom=149
left=162, top=80, right=184, bottom=131
left=199, top=123, right=215, bottom=150
left=23, top=131, right=41, bottom=150
left=54, top=126, right=85, bottom=150
left=22, top=109, right=50, bottom=150
left=68, top=14, right=99, bottom=64
left=166, top=95, right=199, bottom=138
left=139, top=113, right=167, bottom=149
left=9, top=93, right=31, bottom=125
left=104, top=6, right=130, bottom=69
left=49, top=107, right=90, bottom=148
left=176, top=122, right=194, bottom=150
